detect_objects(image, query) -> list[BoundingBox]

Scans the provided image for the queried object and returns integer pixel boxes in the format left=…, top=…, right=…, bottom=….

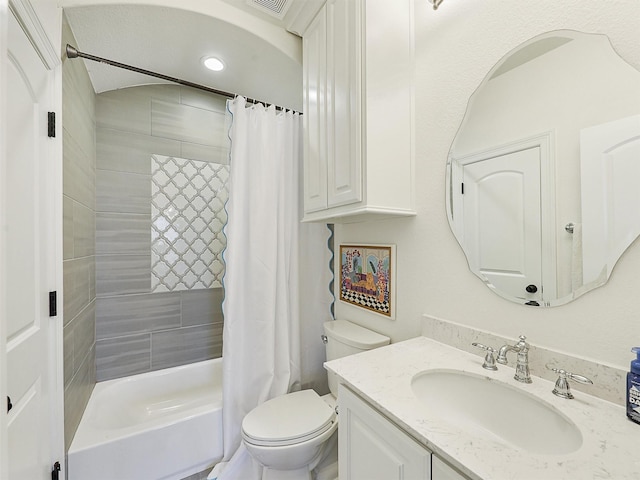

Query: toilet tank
left=323, top=320, right=390, bottom=396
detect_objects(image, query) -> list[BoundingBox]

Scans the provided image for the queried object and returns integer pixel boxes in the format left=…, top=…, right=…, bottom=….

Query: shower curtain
left=209, top=96, right=323, bottom=480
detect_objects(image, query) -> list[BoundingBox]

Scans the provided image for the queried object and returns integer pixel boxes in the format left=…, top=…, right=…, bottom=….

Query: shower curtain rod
left=65, top=44, right=296, bottom=113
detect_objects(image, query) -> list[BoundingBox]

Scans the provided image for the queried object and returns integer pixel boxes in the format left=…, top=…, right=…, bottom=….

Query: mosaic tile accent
left=151, top=155, right=229, bottom=292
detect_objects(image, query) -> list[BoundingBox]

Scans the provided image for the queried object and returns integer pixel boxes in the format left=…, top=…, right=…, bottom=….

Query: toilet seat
left=242, top=390, right=336, bottom=447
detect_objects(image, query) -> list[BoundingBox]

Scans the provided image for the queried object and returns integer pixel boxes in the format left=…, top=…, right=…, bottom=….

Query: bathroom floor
left=180, top=468, right=210, bottom=480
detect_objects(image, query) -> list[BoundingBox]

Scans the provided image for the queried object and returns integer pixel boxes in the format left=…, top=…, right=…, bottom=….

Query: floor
left=181, top=468, right=210, bottom=480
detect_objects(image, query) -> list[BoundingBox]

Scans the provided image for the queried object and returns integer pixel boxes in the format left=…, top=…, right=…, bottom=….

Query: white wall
left=335, top=0, right=640, bottom=370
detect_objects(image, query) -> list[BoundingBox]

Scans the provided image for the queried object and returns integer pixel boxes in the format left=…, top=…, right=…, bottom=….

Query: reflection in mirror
left=446, top=30, right=640, bottom=307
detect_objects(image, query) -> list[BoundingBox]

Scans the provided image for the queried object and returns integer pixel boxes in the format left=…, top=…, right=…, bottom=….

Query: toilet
left=241, top=320, right=390, bottom=480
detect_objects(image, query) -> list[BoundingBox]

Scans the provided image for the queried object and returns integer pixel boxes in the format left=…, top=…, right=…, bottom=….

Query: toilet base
left=262, top=466, right=312, bottom=480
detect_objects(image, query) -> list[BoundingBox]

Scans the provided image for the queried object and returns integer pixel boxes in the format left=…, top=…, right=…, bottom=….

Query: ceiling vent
left=246, top=0, right=292, bottom=19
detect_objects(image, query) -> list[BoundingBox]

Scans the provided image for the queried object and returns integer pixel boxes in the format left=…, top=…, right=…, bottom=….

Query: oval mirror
left=446, top=30, right=640, bottom=307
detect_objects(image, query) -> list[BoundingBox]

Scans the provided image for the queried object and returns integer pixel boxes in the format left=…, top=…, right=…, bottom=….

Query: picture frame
left=339, top=244, right=396, bottom=319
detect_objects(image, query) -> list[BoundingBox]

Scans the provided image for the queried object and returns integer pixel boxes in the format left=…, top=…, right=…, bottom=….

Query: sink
left=411, top=370, right=582, bottom=455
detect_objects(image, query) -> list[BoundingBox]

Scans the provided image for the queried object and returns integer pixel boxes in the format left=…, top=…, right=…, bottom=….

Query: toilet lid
left=242, top=390, right=336, bottom=447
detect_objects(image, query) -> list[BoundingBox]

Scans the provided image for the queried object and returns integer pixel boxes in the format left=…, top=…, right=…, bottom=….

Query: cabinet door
left=339, top=385, right=431, bottom=480
left=303, top=5, right=328, bottom=213
left=432, top=457, right=468, bottom=480
left=326, top=0, right=362, bottom=208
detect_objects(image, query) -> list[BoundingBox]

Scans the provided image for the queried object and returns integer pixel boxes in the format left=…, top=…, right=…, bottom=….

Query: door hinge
left=48, top=112, right=56, bottom=138
left=461, top=183, right=464, bottom=194
left=49, top=291, right=57, bottom=317
left=51, top=461, right=61, bottom=480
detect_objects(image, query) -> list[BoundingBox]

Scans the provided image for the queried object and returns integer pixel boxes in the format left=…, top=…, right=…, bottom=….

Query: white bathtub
left=68, top=358, right=223, bottom=480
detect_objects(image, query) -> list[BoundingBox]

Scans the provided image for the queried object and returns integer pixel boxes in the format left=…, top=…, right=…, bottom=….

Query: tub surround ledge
left=325, top=336, right=640, bottom=480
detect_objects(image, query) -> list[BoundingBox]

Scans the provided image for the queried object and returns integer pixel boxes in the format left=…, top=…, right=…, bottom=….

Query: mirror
left=447, top=30, right=640, bottom=307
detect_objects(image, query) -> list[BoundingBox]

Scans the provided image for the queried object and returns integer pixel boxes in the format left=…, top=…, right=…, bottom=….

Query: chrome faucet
left=497, top=335, right=532, bottom=383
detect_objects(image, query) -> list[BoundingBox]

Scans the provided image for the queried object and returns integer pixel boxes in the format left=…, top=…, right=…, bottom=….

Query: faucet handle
left=472, top=342, right=498, bottom=371
left=546, top=365, right=593, bottom=399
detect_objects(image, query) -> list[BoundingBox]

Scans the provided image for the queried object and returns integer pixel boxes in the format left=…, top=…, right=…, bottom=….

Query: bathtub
left=68, top=358, right=223, bottom=480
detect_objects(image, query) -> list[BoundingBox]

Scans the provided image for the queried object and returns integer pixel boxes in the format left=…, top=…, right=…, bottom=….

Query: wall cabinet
left=302, top=0, right=416, bottom=223
left=339, top=385, right=469, bottom=480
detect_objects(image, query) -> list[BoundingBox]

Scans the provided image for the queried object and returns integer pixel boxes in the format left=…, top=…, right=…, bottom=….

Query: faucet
left=497, top=335, right=532, bottom=383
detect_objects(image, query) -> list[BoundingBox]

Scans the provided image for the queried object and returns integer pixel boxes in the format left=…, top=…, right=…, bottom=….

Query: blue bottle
left=628, top=347, right=640, bottom=425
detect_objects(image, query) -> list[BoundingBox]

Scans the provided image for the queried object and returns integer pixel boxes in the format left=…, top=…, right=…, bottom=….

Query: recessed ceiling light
left=203, top=57, right=224, bottom=72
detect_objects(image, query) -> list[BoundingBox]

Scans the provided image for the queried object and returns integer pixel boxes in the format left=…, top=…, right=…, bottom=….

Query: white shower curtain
left=209, top=96, right=313, bottom=480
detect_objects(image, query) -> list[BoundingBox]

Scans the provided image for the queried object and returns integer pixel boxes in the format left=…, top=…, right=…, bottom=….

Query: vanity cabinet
left=302, top=0, right=415, bottom=223
left=432, top=457, right=468, bottom=480
left=339, top=384, right=431, bottom=479
left=339, top=384, right=470, bottom=480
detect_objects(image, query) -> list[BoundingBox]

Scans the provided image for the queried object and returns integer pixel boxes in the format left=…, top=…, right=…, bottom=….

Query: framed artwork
left=339, top=244, right=396, bottom=319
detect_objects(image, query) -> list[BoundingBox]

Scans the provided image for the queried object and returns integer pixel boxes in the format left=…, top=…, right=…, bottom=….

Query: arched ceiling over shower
left=61, top=0, right=316, bottom=111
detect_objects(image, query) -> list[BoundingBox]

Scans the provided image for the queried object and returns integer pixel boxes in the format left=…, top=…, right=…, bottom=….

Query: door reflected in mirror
left=446, top=30, right=640, bottom=307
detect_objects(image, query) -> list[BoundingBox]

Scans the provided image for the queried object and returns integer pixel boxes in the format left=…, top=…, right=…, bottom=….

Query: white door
left=462, top=147, right=542, bottom=304
left=580, top=114, right=640, bottom=286
left=5, top=9, right=58, bottom=479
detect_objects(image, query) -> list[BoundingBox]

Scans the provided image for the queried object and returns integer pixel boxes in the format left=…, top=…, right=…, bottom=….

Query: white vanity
left=326, top=336, right=640, bottom=480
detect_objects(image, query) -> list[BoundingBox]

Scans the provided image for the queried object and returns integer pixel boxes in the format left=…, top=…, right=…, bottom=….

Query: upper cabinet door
left=303, top=6, right=328, bottom=213
left=302, top=0, right=415, bottom=223
left=326, top=0, right=362, bottom=208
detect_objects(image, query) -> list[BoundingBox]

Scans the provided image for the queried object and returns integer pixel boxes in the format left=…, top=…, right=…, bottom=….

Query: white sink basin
left=411, top=369, right=582, bottom=455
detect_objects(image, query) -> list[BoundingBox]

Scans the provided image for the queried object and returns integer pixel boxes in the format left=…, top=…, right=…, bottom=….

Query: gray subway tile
left=63, top=257, right=92, bottom=326
left=151, top=323, right=223, bottom=370
left=63, top=129, right=96, bottom=210
left=96, top=85, right=181, bottom=135
left=181, top=288, right=224, bottom=327
left=151, top=100, right=225, bottom=146
left=179, top=86, right=227, bottom=112
left=63, top=195, right=74, bottom=260
left=96, top=292, right=181, bottom=339
left=180, top=142, right=229, bottom=164
left=64, top=344, right=95, bottom=451
left=95, top=334, right=151, bottom=381
left=73, top=300, right=96, bottom=372
left=96, top=90, right=152, bottom=135
left=89, top=259, right=96, bottom=301
left=63, top=323, right=74, bottom=388
left=96, top=170, right=151, bottom=214
left=96, top=255, right=151, bottom=296
left=96, top=213, right=151, bottom=255
left=73, top=201, right=95, bottom=257
left=97, top=128, right=180, bottom=174
left=62, top=64, right=96, bottom=164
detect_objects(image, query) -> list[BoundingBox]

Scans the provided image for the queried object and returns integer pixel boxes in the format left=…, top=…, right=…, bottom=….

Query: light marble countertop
left=325, top=336, right=640, bottom=480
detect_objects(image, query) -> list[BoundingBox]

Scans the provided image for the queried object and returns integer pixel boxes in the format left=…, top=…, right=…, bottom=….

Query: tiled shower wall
left=95, top=84, right=229, bottom=381
left=62, top=16, right=97, bottom=450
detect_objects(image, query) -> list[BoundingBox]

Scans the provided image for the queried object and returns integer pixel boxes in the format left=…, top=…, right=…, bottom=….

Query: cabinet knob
left=526, top=284, right=538, bottom=293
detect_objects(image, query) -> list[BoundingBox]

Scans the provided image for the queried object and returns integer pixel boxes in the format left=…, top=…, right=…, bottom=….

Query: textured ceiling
left=64, top=3, right=303, bottom=110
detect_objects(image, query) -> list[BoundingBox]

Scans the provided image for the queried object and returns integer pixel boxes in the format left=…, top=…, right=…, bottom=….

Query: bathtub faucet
left=497, top=335, right=532, bottom=383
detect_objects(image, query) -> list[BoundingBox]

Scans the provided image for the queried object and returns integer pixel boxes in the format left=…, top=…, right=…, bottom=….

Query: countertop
left=325, top=336, right=640, bottom=480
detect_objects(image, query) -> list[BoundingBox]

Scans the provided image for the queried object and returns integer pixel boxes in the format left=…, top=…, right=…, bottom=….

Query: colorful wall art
left=339, top=244, right=395, bottom=318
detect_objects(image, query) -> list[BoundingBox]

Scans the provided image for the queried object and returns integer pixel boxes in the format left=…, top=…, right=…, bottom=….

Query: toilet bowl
left=241, top=320, right=390, bottom=480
